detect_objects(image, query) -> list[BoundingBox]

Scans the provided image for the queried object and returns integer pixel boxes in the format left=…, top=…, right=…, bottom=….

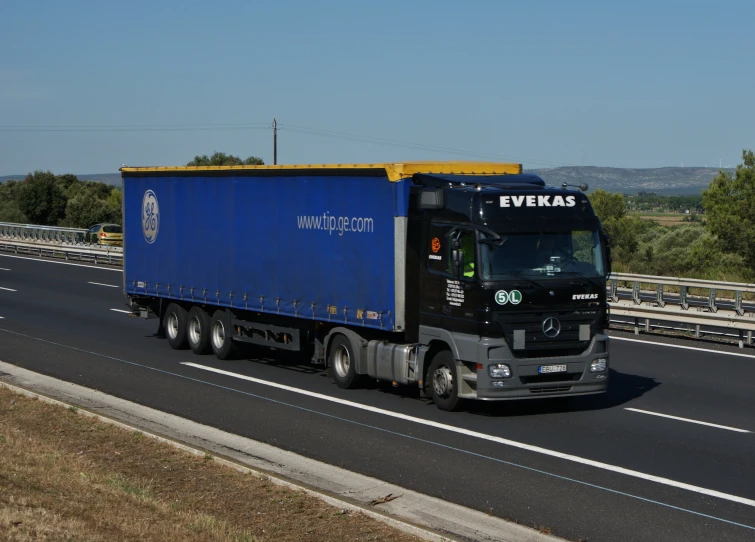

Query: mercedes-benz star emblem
left=542, top=317, right=561, bottom=338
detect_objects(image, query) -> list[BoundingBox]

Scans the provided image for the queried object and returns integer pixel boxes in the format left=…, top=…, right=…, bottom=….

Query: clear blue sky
left=1, top=0, right=753, bottom=175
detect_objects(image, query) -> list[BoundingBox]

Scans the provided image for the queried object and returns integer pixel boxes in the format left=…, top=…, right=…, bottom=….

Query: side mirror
left=452, top=249, right=463, bottom=278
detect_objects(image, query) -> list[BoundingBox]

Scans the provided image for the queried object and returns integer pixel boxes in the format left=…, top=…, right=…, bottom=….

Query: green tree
left=106, top=188, right=122, bottom=220
left=55, top=173, right=80, bottom=192
left=64, top=189, right=115, bottom=228
left=702, top=149, right=755, bottom=266
left=17, top=171, right=68, bottom=225
left=589, top=188, right=626, bottom=222
left=187, top=151, right=264, bottom=166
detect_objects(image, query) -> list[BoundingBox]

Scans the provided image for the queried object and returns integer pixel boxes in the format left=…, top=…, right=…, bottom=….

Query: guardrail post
left=695, top=324, right=701, bottom=339
left=656, top=284, right=665, bottom=308
left=708, top=289, right=718, bottom=313
left=634, top=317, right=640, bottom=335
left=679, top=286, right=689, bottom=310
left=633, top=281, right=641, bottom=305
left=738, top=330, right=744, bottom=349
left=610, top=279, right=618, bottom=303
left=735, top=291, right=744, bottom=316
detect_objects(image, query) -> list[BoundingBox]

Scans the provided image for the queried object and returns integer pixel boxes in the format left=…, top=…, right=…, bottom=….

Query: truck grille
left=520, top=373, right=582, bottom=385
left=529, top=386, right=573, bottom=394
left=493, top=309, right=600, bottom=359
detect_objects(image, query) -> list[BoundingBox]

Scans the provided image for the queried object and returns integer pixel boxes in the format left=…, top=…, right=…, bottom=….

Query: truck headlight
left=590, top=358, right=607, bottom=372
left=489, top=364, right=512, bottom=379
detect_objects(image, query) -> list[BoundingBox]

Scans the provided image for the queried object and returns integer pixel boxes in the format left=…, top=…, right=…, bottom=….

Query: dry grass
left=0, top=386, right=422, bottom=542
left=635, top=213, right=689, bottom=226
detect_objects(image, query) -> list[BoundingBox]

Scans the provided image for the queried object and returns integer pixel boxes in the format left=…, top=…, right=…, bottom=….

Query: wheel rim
left=212, top=320, right=225, bottom=350
left=189, top=316, right=202, bottom=346
left=433, top=365, right=454, bottom=398
left=333, top=344, right=351, bottom=378
left=166, top=312, right=179, bottom=340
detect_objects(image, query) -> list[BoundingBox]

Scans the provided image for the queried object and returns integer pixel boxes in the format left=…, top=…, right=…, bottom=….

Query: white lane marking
left=625, top=408, right=751, bottom=433
left=0, top=316, right=4, bottom=319
left=110, top=309, right=131, bottom=314
left=0, top=254, right=121, bottom=272
left=89, top=282, right=119, bottom=288
left=611, top=335, right=755, bottom=359
left=182, top=362, right=755, bottom=508
left=0, top=268, right=10, bottom=271
left=0, top=286, right=17, bottom=292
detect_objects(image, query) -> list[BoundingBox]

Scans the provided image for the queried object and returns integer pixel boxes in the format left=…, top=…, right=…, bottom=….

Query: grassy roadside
left=0, top=385, right=424, bottom=542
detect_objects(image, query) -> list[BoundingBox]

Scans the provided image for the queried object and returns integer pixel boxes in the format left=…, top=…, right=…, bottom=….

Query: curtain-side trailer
left=122, top=162, right=611, bottom=411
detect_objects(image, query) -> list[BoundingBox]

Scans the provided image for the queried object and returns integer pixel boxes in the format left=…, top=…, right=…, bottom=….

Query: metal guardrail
left=0, top=239, right=122, bottom=265
left=0, top=221, right=89, bottom=245
left=608, top=273, right=755, bottom=347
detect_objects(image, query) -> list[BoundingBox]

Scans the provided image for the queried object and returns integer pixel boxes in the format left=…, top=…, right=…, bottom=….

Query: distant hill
left=527, top=166, right=734, bottom=195
left=1, top=166, right=736, bottom=195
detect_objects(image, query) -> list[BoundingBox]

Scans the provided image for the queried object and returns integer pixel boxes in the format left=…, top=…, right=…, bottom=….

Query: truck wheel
left=328, top=334, right=361, bottom=389
left=210, top=309, right=236, bottom=360
left=187, top=306, right=212, bottom=355
left=164, top=303, right=188, bottom=350
left=428, top=351, right=462, bottom=411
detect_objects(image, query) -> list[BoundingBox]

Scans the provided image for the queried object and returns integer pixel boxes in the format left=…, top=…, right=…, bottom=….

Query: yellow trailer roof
left=120, top=161, right=522, bottom=182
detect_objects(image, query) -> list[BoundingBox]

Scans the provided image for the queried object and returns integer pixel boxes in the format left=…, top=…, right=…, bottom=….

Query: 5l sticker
left=142, top=190, right=159, bottom=244
left=495, top=290, right=522, bottom=305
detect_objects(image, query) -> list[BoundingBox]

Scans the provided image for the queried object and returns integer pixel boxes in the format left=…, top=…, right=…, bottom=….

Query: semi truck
left=121, top=161, right=611, bottom=411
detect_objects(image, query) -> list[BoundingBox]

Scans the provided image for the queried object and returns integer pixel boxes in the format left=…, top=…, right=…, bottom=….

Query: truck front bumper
left=459, top=333, right=610, bottom=400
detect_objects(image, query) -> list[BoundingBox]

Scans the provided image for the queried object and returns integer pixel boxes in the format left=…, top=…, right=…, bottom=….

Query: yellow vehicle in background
left=85, top=223, right=123, bottom=246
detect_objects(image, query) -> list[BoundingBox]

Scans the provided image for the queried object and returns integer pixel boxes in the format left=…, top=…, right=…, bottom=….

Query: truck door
left=420, top=222, right=453, bottom=328
left=420, top=223, right=477, bottom=332
left=444, top=227, right=477, bottom=334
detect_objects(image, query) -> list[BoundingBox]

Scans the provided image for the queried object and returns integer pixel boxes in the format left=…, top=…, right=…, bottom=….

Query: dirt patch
left=636, top=213, right=689, bottom=226
left=0, top=386, right=423, bottom=542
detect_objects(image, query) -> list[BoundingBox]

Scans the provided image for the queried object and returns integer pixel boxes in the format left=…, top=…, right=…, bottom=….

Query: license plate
left=538, top=364, right=567, bottom=374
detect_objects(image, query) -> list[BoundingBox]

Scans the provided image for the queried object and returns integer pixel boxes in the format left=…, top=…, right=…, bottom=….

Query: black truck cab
left=406, top=173, right=611, bottom=403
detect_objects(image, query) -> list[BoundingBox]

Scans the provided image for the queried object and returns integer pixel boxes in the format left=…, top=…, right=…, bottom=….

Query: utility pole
left=273, top=118, right=277, bottom=165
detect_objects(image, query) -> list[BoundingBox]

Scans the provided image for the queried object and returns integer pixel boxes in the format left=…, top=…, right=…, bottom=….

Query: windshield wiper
left=506, top=272, right=549, bottom=292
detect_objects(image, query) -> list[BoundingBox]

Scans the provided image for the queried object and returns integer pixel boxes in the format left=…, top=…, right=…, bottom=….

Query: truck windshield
left=479, top=230, right=605, bottom=280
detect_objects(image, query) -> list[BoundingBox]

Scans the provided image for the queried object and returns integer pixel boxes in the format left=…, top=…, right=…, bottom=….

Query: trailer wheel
left=210, top=310, right=236, bottom=360
left=188, top=306, right=212, bottom=355
left=328, top=334, right=361, bottom=389
left=164, top=303, right=188, bottom=350
left=428, top=350, right=462, bottom=411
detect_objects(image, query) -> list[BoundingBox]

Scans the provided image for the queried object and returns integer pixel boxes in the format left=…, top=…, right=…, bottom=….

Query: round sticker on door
left=509, top=290, right=522, bottom=304
left=495, top=290, right=509, bottom=305
left=431, top=237, right=441, bottom=253
left=142, top=190, right=160, bottom=244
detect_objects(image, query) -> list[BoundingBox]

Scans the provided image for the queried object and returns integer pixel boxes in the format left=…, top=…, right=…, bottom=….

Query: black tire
left=427, top=350, right=463, bottom=411
left=187, top=306, right=212, bottom=355
left=210, top=309, right=236, bottom=360
left=328, top=334, right=362, bottom=389
left=164, top=303, right=189, bottom=350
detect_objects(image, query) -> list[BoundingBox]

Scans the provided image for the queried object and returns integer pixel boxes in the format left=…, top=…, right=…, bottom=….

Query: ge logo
left=495, top=290, right=522, bottom=305
left=431, top=237, right=441, bottom=253
left=142, top=190, right=159, bottom=244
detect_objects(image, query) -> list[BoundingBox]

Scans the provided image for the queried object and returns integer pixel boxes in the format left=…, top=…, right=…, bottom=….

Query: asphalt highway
left=1, top=253, right=754, bottom=541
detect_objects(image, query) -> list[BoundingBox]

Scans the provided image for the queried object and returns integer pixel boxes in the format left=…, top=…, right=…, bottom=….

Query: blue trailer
left=122, top=162, right=611, bottom=410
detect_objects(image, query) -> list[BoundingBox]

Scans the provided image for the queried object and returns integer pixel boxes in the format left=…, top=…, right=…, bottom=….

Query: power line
left=0, top=119, right=565, bottom=167
left=0, top=121, right=270, bottom=132
left=278, top=123, right=564, bottom=167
